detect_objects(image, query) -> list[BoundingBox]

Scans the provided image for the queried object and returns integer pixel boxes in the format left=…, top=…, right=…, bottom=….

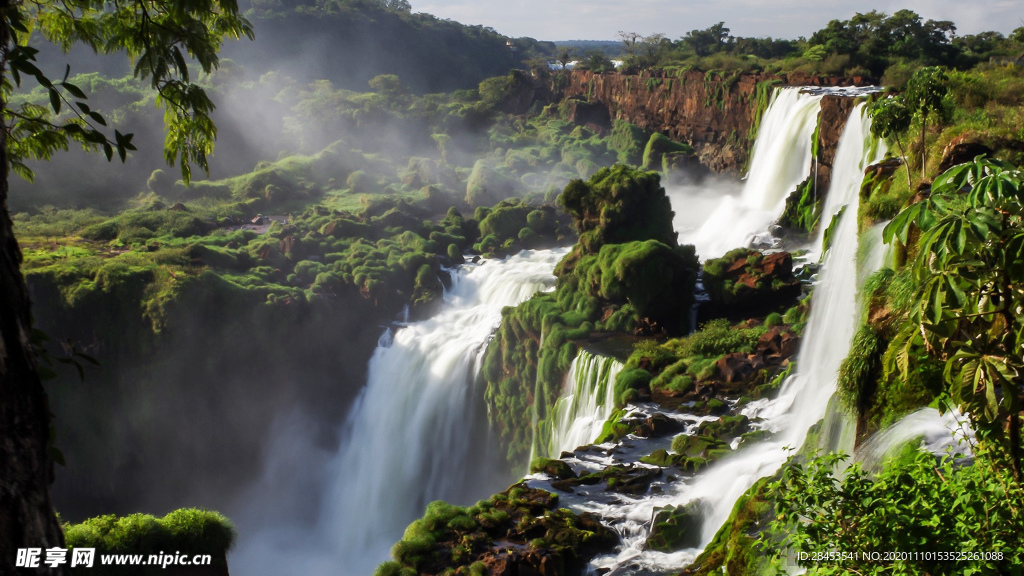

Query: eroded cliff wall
left=550, top=70, right=869, bottom=174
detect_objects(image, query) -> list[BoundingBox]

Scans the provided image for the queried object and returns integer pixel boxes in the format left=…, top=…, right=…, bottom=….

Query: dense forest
left=2, top=1, right=1023, bottom=575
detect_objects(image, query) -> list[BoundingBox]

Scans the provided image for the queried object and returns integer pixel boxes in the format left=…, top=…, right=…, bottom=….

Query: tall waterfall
left=584, top=103, right=888, bottom=573
left=542, top=350, right=624, bottom=458
left=675, top=87, right=823, bottom=259
left=231, top=248, right=565, bottom=576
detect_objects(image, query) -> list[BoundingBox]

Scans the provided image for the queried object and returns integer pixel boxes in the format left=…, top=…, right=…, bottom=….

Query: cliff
left=548, top=70, right=871, bottom=174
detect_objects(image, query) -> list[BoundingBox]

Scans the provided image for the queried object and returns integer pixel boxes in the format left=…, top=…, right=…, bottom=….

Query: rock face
left=549, top=70, right=871, bottom=174
left=814, top=96, right=860, bottom=195
left=938, top=135, right=995, bottom=173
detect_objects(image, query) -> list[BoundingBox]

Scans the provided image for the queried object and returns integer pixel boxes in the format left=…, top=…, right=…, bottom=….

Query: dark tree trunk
left=0, top=5, right=69, bottom=574
left=1009, top=411, right=1023, bottom=485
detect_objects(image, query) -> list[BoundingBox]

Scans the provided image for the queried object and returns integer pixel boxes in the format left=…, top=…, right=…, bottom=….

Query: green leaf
left=87, top=111, right=106, bottom=126
left=61, top=82, right=87, bottom=100
left=48, top=88, right=61, bottom=114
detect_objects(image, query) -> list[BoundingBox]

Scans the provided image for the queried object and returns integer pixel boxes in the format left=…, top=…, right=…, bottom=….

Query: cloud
left=416, top=0, right=1020, bottom=40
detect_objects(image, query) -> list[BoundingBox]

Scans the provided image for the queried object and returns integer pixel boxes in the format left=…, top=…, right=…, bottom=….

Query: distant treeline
left=577, top=10, right=1023, bottom=80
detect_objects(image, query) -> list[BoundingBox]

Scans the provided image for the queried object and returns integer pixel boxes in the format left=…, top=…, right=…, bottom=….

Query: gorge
left=10, top=9, right=1024, bottom=575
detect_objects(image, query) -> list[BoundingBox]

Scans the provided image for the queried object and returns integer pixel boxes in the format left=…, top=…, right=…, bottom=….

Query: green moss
left=641, top=133, right=694, bottom=171
left=63, top=509, right=234, bottom=575
left=683, top=476, right=776, bottom=574
left=778, top=178, right=821, bottom=233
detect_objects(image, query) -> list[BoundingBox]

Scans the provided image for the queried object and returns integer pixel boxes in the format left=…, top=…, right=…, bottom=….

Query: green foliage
left=836, top=325, right=884, bottom=415
left=869, top=98, right=913, bottom=186
left=63, top=508, right=234, bottom=574
left=905, top=66, right=950, bottom=176
left=465, top=160, right=519, bottom=207
left=778, top=178, right=821, bottom=233
left=558, top=165, right=679, bottom=262
left=608, top=120, right=649, bottom=165
left=883, top=158, right=1024, bottom=474
left=3, top=0, right=253, bottom=183
left=764, top=450, right=1024, bottom=575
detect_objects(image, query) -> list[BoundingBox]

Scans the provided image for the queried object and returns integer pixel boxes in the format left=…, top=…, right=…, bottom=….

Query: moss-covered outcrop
left=701, top=248, right=802, bottom=320
left=481, top=166, right=699, bottom=468
left=374, top=484, right=615, bottom=576
left=679, top=476, right=776, bottom=576
left=63, top=508, right=235, bottom=575
left=23, top=190, right=569, bottom=520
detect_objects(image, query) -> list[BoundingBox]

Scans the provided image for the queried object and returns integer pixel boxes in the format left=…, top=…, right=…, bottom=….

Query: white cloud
left=416, top=0, right=1020, bottom=40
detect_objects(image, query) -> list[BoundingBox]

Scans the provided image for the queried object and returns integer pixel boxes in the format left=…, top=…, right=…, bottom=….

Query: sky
left=415, top=0, right=1023, bottom=41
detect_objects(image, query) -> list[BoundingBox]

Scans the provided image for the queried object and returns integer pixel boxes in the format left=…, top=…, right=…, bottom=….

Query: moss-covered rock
left=378, top=484, right=616, bottom=576
left=646, top=500, right=705, bottom=551
left=701, top=248, right=802, bottom=320
left=641, top=132, right=695, bottom=171
left=63, top=508, right=235, bottom=576
left=465, top=159, right=519, bottom=207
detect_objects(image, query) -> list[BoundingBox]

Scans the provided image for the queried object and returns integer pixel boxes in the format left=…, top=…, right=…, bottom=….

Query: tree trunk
left=1010, top=411, right=1023, bottom=485
left=0, top=6, right=69, bottom=574
left=920, top=110, right=927, bottom=178
left=895, top=135, right=911, bottom=189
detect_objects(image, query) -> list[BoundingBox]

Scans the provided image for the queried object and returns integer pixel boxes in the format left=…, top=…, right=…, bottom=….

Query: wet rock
left=530, top=458, right=577, bottom=480
left=646, top=500, right=705, bottom=551
left=697, top=414, right=751, bottom=440
left=671, top=434, right=730, bottom=459
left=633, top=413, right=682, bottom=438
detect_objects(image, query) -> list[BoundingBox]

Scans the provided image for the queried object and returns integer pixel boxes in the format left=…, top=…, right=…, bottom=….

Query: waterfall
left=542, top=350, right=624, bottom=458
left=231, top=248, right=565, bottom=576
left=856, top=408, right=974, bottom=472
left=582, top=103, right=888, bottom=574
left=674, top=87, right=823, bottom=259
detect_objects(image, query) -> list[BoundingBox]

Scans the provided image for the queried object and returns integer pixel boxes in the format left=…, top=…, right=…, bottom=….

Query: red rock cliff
left=549, top=70, right=870, bottom=174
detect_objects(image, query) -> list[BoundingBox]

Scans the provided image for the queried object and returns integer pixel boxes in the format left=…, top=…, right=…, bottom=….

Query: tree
left=555, top=47, right=574, bottom=69
left=682, top=22, right=730, bottom=56
left=0, top=1, right=252, bottom=573
left=904, top=66, right=948, bottom=178
left=578, top=50, right=614, bottom=73
left=617, top=31, right=644, bottom=58
left=868, top=96, right=913, bottom=187
left=884, top=157, right=1024, bottom=482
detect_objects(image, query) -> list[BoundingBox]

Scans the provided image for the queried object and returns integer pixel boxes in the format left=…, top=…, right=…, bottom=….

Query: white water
left=544, top=350, right=624, bottom=457
left=232, top=248, right=565, bottom=575
left=673, top=88, right=823, bottom=259
left=856, top=408, right=974, bottom=471
left=572, top=103, right=887, bottom=574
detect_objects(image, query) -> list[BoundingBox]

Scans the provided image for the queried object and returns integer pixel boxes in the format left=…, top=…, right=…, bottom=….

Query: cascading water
left=231, top=248, right=565, bottom=575
left=561, top=103, right=887, bottom=574
left=542, top=350, right=624, bottom=458
left=673, top=87, right=823, bottom=259
left=856, top=408, right=974, bottom=471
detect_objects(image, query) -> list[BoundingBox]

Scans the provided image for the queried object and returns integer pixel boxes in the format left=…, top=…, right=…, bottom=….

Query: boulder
left=716, top=353, right=754, bottom=383
left=633, top=413, right=682, bottom=438
left=646, top=500, right=705, bottom=551
left=938, top=136, right=993, bottom=173
left=700, top=248, right=802, bottom=321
